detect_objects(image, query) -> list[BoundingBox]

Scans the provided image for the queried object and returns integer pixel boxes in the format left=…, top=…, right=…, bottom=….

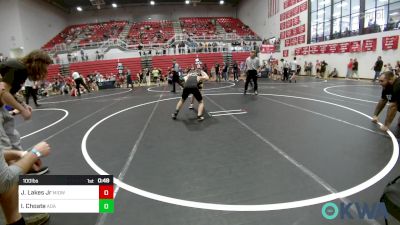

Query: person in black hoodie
left=233, top=61, right=239, bottom=81
left=215, top=63, right=221, bottom=82
left=352, top=58, right=360, bottom=80
left=320, top=60, right=328, bottom=82
left=222, top=62, right=228, bottom=81
left=171, top=59, right=180, bottom=92
left=373, top=56, right=384, bottom=82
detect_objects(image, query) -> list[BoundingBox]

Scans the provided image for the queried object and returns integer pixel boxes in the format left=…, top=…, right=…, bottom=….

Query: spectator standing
left=244, top=50, right=260, bottom=95
left=352, top=58, right=360, bottom=80
left=373, top=56, right=384, bottom=82
left=346, top=58, right=353, bottom=79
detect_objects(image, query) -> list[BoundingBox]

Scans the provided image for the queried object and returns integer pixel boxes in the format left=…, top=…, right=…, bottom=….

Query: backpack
left=381, top=176, right=400, bottom=224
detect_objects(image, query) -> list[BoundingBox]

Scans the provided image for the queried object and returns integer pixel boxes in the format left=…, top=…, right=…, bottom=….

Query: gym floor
left=9, top=77, right=400, bottom=225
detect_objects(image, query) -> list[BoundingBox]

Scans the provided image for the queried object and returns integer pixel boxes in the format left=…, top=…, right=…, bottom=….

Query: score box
left=99, top=185, right=114, bottom=213
left=19, top=175, right=114, bottom=213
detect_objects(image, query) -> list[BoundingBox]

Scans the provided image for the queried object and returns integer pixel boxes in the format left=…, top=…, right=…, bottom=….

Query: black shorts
left=182, top=87, right=202, bottom=102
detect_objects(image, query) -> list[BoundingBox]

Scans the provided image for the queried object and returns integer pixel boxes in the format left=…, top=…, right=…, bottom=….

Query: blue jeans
left=373, top=71, right=381, bottom=81
left=223, top=72, right=228, bottom=81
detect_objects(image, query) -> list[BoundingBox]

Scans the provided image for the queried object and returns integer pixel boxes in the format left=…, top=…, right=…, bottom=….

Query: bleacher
left=79, top=21, right=127, bottom=45
left=216, top=17, right=257, bottom=37
left=232, top=52, right=251, bottom=64
left=69, top=58, right=141, bottom=79
left=46, top=64, right=61, bottom=81
left=152, top=53, right=224, bottom=75
left=42, top=21, right=127, bottom=50
left=126, top=21, right=174, bottom=45
left=42, top=24, right=88, bottom=50
left=42, top=17, right=259, bottom=51
left=42, top=18, right=257, bottom=82
left=180, top=17, right=216, bottom=36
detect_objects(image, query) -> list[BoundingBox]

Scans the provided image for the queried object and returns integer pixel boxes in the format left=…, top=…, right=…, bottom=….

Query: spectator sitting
left=328, top=68, right=339, bottom=78
left=0, top=141, right=51, bottom=225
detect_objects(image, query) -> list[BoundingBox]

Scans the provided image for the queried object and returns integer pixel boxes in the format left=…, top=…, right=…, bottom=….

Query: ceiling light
left=150, top=1, right=155, bottom=5
left=148, top=17, right=152, bottom=20
left=220, top=0, right=224, bottom=5
left=185, top=0, right=190, bottom=4
left=390, top=12, right=399, bottom=16
left=112, top=3, right=117, bottom=8
left=77, top=6, right=82, bottom=11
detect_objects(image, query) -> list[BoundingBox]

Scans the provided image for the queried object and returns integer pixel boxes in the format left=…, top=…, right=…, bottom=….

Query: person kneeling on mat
left=372, top=71, right=400, bottom=131
left=172, top=60, right=209, bottom=121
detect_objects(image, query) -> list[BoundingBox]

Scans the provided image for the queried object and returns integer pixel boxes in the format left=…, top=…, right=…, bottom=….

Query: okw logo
left=322, top=202, right=388, bottom=220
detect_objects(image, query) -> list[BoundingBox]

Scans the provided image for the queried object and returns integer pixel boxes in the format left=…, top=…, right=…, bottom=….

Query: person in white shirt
left=244, top=50, right=260, bottom=95
left=72, top=71, right=90, bottom=96
left=290, top=57, right=298, bottom=83
left=282, top=59, right=290, bottom=81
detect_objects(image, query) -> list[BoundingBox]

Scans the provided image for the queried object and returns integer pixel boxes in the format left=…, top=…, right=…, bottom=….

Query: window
left=317, top=23, right=324, bottom=38
left=309, top=0, right=398, bottom=43
left=376, top=6, right=389, bottom=28
left=333, top=18, right=341, bottom=33
left=387, top=0, right=400, bottom=30
left=318, top=0, right=332, bottom=6
left=378, top=0, right=389, bottom=7
left=351, top=13, right=360, bottom=31
left=334, top=3, right=342, bottom=17
left=311, top=24, right=317, bottom=42
left=325, top=6, right=332, bottom=21
left=352, top=0, right=360, bottom=13
left=342, top=16, right=351, bottom=32
left=311, top=12, right=318, bottom=22
left=389, top=2, right=400, bottom=20
left=366, top=0, right=376, bottom=10
left=365, top=8, right=376, bottom=27
left=342, top=0, right=351, bottom=16
left=311, top=0, right=318, bottom=11
left=324, top=22, right=331, bottom=40
left=317, top=9, right=325, bottom=18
